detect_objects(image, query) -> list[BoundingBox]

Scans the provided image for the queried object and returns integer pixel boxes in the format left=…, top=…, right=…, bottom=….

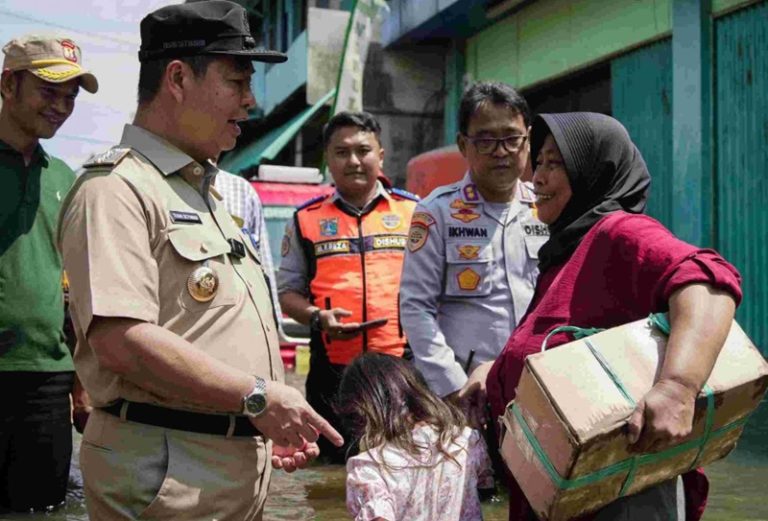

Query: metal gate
left=715, top=1, right=768, bottom=354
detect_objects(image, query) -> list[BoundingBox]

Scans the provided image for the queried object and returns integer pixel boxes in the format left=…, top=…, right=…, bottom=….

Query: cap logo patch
left=61, top=40, right=77, bottom=63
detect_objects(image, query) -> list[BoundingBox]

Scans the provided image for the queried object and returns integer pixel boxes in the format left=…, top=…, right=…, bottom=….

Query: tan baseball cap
left=2, top=35, right=98, bottom=93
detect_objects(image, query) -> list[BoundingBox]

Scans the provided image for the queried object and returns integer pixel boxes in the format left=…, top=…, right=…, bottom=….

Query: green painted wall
left=443, top=41, right=465, bottom=145
left=612, top=39, right=673, bottom=229
left=466, top=0, right=671, bottom=90
left=715, top=1, right=768, bottom=354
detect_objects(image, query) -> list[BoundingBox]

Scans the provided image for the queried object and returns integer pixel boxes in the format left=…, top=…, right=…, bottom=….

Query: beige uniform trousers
left=81, top=409, right=271, bottom=520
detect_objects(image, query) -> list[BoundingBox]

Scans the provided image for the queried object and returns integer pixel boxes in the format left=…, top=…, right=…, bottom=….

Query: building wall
left=715, top=1, right=768, bottom=353
left=465, top=0, right=672, bottom=91
left=363, top=43, right=446, bottom=187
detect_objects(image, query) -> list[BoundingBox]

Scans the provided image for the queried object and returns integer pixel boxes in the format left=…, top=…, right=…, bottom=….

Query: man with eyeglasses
left=400, top=81, right=546, bottom=425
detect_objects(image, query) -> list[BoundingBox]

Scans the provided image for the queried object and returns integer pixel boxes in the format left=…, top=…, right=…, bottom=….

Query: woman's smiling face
left=532, top=133, right=573, bottom=225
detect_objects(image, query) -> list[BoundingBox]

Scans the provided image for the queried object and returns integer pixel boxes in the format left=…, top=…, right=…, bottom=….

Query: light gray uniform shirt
left=399, top=173, right=548, bottom=397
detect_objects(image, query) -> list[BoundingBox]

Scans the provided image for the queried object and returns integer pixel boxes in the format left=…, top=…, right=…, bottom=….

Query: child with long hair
left=337, top=353, right=493, bottom=521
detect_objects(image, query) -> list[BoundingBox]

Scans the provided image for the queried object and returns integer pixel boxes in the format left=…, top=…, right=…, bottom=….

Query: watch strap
left=309, top=308, right=323, bottom=332
left=241, top=376, right=267, bottom=417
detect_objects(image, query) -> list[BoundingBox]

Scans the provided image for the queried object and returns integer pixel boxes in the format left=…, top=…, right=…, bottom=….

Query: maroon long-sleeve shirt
left=487, top=212, right=743, bottom=521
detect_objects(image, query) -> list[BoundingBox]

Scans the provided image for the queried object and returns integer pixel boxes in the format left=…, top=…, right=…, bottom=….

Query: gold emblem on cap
left=187, top=266, right=218, bottom=302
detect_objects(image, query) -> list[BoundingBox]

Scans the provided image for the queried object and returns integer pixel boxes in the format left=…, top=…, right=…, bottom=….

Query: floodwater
left=1, top=376, right=766, bottom=521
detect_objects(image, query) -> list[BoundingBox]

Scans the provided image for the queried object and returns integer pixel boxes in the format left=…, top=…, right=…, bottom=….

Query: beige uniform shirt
left=58, top=124, right=283, bottom=412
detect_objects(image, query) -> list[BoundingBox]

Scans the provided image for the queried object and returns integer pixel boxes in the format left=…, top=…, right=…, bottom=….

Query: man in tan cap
left=0, top=35, right=98, bottom=513
left=58, top=2, right=343, bottom=520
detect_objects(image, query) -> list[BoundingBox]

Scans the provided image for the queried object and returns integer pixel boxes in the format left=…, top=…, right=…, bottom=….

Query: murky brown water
left=1, top=372, right=765, bottom=521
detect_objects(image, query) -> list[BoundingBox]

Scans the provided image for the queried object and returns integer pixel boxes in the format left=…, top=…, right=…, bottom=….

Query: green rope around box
left=511, top=313, right=740, bottom=495
left=510, top=402, right=745, bottom=491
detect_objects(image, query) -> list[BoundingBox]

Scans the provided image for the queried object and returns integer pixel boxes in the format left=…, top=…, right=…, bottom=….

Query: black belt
left=101, top=400, right=262, bottom=438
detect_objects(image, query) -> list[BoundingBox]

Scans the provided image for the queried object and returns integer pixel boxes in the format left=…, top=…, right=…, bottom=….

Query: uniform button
left=200, top=243, right=208, bottom=253
left=193, top=166, right=203, bottom=175
left=266, top=324, right=272, bottom=332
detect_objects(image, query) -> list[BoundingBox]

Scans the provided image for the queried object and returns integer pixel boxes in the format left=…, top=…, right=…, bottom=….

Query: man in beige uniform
left=57, top=2, right=342, bottom=520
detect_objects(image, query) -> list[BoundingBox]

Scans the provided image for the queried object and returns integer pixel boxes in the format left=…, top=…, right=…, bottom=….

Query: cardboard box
left=499, top=316, right=768, bottom=521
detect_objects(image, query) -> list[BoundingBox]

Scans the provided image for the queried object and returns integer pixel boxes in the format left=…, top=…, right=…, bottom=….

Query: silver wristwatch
left=242, top=376, right=267, bottom=418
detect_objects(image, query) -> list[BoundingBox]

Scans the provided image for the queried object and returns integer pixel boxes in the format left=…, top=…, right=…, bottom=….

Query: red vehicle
left=250, top=165, right=334, bottom=370
left=405, top=145, right=467, bottom=198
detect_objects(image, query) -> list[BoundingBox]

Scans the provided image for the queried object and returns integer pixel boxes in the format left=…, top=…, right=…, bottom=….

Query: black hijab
left=530, top=112, right=651, bottom=271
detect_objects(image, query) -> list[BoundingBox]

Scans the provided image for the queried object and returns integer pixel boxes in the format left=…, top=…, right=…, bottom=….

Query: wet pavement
left=1, top=371, right=766, bottom=521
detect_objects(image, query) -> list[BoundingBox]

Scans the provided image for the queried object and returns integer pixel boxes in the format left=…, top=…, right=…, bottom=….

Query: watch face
left=245, top=393, right=267, bottom=416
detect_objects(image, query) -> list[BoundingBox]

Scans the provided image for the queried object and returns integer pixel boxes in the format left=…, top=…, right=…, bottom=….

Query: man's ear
left=165, top=60, right=189, bottom=104
left=0, top=70, right=19, bottom=101
left=378, top=146, right=384, bottom=170
left=457, top=132, right=468, bottom=158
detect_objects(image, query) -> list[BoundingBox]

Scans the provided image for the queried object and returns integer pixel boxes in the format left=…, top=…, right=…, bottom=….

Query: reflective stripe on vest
left=296, top=195, right=416, bottom=365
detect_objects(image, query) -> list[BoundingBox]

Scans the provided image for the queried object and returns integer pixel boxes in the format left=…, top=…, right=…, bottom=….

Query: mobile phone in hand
left=351, top=318, right=388, bottom=332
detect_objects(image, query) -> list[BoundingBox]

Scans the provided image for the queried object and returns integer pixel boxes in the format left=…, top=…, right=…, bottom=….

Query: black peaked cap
left=139, top=0, right=287, bottom=63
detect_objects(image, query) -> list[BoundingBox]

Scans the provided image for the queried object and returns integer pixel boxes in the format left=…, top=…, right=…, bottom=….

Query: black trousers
left=0, top=371, right=74, bottom=512
left=305, top=343, right=349, bottom=464
left=305, top=336, right=413, bottom=464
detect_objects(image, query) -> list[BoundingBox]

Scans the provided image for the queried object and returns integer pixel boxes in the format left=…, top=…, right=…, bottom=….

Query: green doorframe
left=443, top=40, right=465, bottom=146
left=671, top=0, right=715, bottom=247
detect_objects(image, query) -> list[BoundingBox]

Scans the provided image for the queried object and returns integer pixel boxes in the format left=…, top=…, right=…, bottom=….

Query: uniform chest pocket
left=444, top=241, right=493, bottom=298
left=524, top=234, right=548, bottom=260
left=167, top=227, right=241, bottom=312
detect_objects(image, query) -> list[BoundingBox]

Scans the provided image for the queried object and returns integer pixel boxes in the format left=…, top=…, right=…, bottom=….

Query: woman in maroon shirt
left=482, top=113, right=742, bottom=520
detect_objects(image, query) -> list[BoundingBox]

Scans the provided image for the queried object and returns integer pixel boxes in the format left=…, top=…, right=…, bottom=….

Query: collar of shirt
left=119, top=124, right=220, bottom=198
left=119, top=124, right=203, bottom=177
left=0, top=138, right=49, bottom=168
left=461, top=171, right=525, bottom=225
left=332, top=180, right=389, bottom=214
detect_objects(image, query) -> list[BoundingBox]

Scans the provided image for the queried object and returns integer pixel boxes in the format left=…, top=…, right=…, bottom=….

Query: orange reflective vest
left=295, top=189, right=418, bottom=365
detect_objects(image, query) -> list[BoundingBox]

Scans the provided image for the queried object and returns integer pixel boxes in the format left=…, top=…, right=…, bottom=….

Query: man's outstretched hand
left=271, top=441, right=321, bottom=473
left=250, top=381, right=344, bottom=449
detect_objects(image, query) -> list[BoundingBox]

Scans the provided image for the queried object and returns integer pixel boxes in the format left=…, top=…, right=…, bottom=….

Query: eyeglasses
left=462, top=134, right=528, bottom=155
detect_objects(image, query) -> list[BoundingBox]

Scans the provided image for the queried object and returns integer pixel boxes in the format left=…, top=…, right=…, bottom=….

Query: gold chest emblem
left=187, top=266, right=219, bottom=302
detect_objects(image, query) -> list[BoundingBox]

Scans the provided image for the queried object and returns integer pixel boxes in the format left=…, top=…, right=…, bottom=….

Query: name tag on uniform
left=170, top=211, right=202, bottom=224
left=228, top=238, right=246, bottom=259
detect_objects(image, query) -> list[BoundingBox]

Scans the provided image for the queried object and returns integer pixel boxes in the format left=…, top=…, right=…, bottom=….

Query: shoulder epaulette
left=82, top=147, right=131, bottom=169
left=389, top=187, right=420, bottom=201
left=421, top=182, right=461, bottom=204
left=296, top=193, right=331, bottom=211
